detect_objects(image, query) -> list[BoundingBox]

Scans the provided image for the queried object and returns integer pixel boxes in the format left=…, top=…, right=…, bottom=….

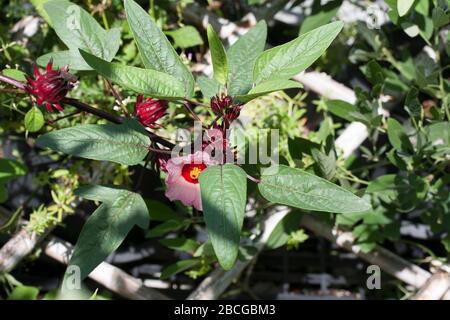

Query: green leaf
left=145, top=199, right=182, bottom=222
left=401, top=22, right=420, bottom=37
left=299, top=0, right=343, bottom=35
left=326, top=100, right=359, bottom=122
left=387, top=118, right=413, bottom=152
left=7, top=286, right=39, bottom=300
left=0, top=159, right=27, bottom=182
left=75, top=184, right=123, bottom=203
left=266, top=211, right=303, bottom=249
left=166, top=26, right=204, bottom=49
left=364, top=60, right=385, bottom=85
left=288, top=137, right=321, bottom=159
left=160, top=259, right=200, bottom=279
left=207, top=25, right=228, bottom=85
left=197, top=76, right=224, bottom=101
left=159, top=238, right=199, bottom=252
left=0, top=185, right=7, bottom=203
left=24, top=107, right=45, bottom=133
left=44, top=0, right=120, bottom=62
left=36, top=123, right=150, bottom=165
left=404, top=88, right=421, bottom=118
left=80, top=50, right=185, bottom=99
left=227, top=20, right=267, bottom=97
left=258, top=165, right=371, bottom=214
left=432, top=7, right=450, bottom=29
left=199, top=164, right=247, bottom=270
left=253, top=21, right=343, bottom=83
left=1, top=69, right=27, bottom=81
left=235, top=79, right=302, bottom=103
left=65, top=186, right=149, bottom=281
left=415, top=0, right=433, bottom=41
left=124, top=0, right=194, bottom=98
left=37, top=50, right=92, bottom=71
left=146, top=219, right=186, bottom=238
left=311, top=147, right=336, bottom=180
left=398, top=0, right=416, bottom=16
left=31, top=0, right=53, bottom=26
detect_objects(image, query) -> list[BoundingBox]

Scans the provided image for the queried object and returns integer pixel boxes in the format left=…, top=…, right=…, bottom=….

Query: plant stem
left=0, top=75, right=27, bottom=90
left=182, top=100, right=202, bottom=122
left=105, top=79, right=129, bottom=116
left=0, top=75, right=176, bottom=149
left=47, top=111, right=81, bottom=125
left=247, top=174, right=260, bottom=184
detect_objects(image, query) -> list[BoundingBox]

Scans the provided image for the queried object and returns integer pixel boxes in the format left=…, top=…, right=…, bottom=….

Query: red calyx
left=25, top=60, right=77, bottom=112
left=210, top=94, right=233, bottom=114
left=134, top=95, right=168, bottom=128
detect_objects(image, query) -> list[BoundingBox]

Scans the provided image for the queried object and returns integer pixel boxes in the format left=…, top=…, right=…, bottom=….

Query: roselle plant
left=0, top=0, right=374, bottom=290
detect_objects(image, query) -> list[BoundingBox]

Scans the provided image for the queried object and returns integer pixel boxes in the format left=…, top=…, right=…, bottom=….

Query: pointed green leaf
left=387, top=118, right=413, bottom=152
left=7, top=286, right=39, bottom=300
left=65, top=187, right=149, bottom=281
left=258, top=165, right=371, bottom=214
left=398, top=0, right=416, bottom=17
left=159, top=238, right=199, bottom=252
left=227, top=20, right=267, bottom=97
left=254, top=21, right=344, bottom=83
left=80, top=50, right=185, bottom=99
left=160, top=259, right=200, bottom=279
left=199, top=164, right=247, bottom=270
left=299, top=0, right=343, bottom=35
left=124, top=0, right=194, bottom=98
left=44, top=0, right=120, bottom=61
left=166, top=26, right=204, bottom=49
left=326, top=100, right=359, bottom=122
left=0, top=159, right=27, bottom=182
left=75, top=185, right=123, bottom=204
left=37, top=50, right=91, bottom=70
left=207, top=25, right=228, bottom=85
left=36, top=123, right=150, bottom=165
left=266, top=211, right=303, bottom=249
left=197, top=76, right=224, bottom=100
left=235, top=79, right=302, bottom=103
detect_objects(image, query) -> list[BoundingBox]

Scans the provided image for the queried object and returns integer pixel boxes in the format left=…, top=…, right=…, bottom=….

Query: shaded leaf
left=36, top=123, right=150, bottom=166
left=199, top=164, right=247, bottom=270
left=65, top=187, right=149, bottom=281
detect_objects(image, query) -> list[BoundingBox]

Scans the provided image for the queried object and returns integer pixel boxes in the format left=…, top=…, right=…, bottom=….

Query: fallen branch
left=0, top=227, right=47, bottom=272
left=43, top=236, right=170, bottom=300
left=187, top=207, right=290, bottom=300
left=411, top=272, right=450, bottom=300
left=299, top=215, right=431, bottom=289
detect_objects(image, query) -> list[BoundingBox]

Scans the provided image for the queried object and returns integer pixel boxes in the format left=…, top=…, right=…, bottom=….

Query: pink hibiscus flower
left=164, top=151, right=218, bottom=211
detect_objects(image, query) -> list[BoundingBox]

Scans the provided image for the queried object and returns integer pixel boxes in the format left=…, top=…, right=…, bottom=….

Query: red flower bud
left=134, top=95, right=168, bottom=128
left=224, top=105, right=242, bottom=121
left=25, top=60, right=77, bottom=112
left=210, top=94, right=233, bottom=114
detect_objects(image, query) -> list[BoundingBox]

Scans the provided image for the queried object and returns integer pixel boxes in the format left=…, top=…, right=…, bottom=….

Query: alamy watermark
left=366, top=265, right=381, bottom=290
left=170, top=121, right=280, bottom=171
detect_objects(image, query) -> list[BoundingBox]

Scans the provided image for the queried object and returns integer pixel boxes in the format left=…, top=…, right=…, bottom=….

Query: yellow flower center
left=189, top=167, right=202, bottom=180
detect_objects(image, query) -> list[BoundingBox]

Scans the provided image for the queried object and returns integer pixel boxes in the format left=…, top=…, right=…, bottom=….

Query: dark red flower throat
left=181, top=163, right=207, bottom=184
